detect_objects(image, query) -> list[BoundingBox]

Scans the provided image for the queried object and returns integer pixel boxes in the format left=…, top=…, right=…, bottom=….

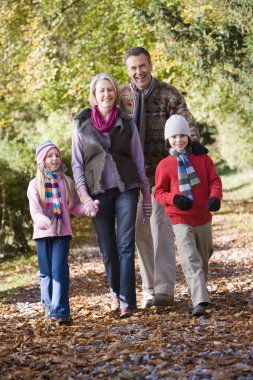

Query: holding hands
left=83, top=198, right=100, bottom=217
left=79, top=187, right=99, bottom=217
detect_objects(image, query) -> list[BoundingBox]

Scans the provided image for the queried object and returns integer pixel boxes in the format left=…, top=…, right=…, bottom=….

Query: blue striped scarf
left=44, top=172, right=63, bottom=235
left=169, top=147, right=201, bottom=201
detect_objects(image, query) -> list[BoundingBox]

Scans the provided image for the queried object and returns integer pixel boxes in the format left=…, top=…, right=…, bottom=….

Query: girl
left=154, top=115, right=222, bottom=317
left=27, top=140, right=86, bottom=325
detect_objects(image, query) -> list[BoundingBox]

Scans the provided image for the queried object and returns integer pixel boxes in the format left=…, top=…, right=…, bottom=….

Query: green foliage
left=1, top=0, right=253, bottom=257
left=135, top=0, right=253, bottom=168
left=0, top=160, right=31, bottom=258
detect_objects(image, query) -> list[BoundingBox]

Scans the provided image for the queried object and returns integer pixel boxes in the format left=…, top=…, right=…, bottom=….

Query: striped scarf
left=44, top=172, right=63, bottom=235
left=169, top=147, right=201, bottom=201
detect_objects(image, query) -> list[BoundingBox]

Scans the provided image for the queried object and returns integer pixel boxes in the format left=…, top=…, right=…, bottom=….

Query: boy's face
left=169, top=134, right=189, bottom=152
left=45, top=148, right=61, bottom=172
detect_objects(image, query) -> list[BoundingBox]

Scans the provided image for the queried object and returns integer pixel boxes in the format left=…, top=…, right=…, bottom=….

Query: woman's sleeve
left=130, top=121, right=150, bottom=191
left=71, top=123, right=88, bottom=192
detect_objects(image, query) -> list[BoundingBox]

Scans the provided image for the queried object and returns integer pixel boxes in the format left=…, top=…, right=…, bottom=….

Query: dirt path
left=0, top=205, right=252, bottom=379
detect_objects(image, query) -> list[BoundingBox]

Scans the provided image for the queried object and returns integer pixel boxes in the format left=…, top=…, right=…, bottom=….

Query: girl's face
left=44, top=148, right=61, bottom=172
left=168, top=134, right=189, bottom=152
left=95, top=79, right=116, bottom=114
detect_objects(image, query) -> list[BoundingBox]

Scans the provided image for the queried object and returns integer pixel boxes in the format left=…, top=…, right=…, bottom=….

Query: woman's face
left=95, top=79, right=116, bottom=114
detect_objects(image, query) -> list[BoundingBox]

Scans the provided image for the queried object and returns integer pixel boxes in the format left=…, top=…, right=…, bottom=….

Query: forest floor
left=0, top=172, right=253, bottom=379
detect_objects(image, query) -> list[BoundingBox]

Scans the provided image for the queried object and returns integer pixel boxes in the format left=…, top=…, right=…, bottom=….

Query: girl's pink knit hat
left=36, top=140, right=61, bottom=165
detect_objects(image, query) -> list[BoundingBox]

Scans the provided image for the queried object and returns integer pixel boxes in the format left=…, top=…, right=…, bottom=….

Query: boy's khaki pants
left=172, top=221, right=213, bottom=307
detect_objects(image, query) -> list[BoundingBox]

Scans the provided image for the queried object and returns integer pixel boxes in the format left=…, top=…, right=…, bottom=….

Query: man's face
left=126, top=53, right=153, bottom=91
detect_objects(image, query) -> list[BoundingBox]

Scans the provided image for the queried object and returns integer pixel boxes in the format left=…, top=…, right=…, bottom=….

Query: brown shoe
left=153, top=293, right=174, bottom=306
left=119, top=308, right=134, bottom=319
left=141, top=297, right=154, bottom=309
left=111, top=298, right=120, bottom=311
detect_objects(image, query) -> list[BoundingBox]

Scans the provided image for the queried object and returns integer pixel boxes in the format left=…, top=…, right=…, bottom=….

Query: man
left=120, top=47, right=203, bottom=308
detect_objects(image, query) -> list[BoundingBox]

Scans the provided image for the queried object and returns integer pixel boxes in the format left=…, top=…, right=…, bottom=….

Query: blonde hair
left=36, top=168, right=73, bottom=209
left=89, top=73, right=120, bottom=107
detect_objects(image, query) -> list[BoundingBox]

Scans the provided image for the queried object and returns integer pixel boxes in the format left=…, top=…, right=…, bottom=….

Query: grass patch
left=221, top=170, right=253, bottom=201
left=207, top=145, right=253, bottom=201
left=0, top=253, right=37, bottom=296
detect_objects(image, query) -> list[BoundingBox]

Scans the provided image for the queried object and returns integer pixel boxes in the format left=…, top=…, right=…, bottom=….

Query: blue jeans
left=36, top=236, right=71, bottom=318
left=92, top=188, right=139, bottom=309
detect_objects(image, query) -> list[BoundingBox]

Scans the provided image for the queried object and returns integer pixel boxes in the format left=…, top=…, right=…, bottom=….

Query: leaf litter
left=0, top=203, right=252, bottom=379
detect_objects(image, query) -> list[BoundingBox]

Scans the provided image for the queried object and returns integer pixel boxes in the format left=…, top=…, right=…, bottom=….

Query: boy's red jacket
left=154, top=153, right=222, bottom=227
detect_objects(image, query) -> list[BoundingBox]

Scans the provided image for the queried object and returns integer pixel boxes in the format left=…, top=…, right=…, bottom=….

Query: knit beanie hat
left=36, top=140, right=61, bottom=165
left=164, top=115, right=191, bottom=140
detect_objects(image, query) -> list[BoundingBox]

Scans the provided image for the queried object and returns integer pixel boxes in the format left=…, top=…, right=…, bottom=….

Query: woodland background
left=0, top=2, right=253, bottom=379
left=0, top=0, right=253, bottom=255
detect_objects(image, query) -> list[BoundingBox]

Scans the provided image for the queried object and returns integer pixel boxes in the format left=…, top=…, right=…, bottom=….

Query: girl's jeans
left=92, top=188, right=139, bottom=309
left=36, top=236, right=71, bottom=318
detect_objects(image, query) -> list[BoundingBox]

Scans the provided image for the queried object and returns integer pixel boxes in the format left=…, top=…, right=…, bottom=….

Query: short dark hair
left=124, top=47, right=151, bottom=64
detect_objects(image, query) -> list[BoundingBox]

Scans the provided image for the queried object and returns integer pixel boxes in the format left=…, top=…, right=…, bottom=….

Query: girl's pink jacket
left=27, top=174, right=85, bottom=239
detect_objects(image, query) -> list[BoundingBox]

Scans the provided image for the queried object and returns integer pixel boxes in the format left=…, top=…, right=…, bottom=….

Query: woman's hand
left=142, top=190, right=152, bottom=223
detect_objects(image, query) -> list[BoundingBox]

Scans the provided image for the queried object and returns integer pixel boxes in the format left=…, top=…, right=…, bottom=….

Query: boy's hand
left=173, top=195, right=193, bottom=210
left=208, top=197, right=221, bottom=212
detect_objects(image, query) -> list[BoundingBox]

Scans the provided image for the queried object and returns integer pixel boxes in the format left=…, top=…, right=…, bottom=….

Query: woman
left=72, top=73, right=151, bottom=318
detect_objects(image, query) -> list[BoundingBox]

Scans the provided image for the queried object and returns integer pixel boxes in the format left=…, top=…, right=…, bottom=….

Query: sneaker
left=141, top=297, right=154, bottom=309
left=153, top=293, right=174, bottom=306
left=192, top=303, right=207, bottom=317
left=58, top=317, right=73, bottom=326
left=119, top=308, right=134, bottom=319
left=43, top=306, right=50, bottom=317
left=111, top=298, right=120, bottom=311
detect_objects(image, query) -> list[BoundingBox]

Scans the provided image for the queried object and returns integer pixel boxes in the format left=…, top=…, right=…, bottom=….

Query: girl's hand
left=36, top=215, right=51, bottom=230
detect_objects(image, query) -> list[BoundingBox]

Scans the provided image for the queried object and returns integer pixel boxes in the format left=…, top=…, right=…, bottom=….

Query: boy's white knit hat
left=164, top=115, right=191, bottom=140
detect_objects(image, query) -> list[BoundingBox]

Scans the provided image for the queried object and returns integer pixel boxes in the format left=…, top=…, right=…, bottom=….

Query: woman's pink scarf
left=91, top=105, right=119, bottom=133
